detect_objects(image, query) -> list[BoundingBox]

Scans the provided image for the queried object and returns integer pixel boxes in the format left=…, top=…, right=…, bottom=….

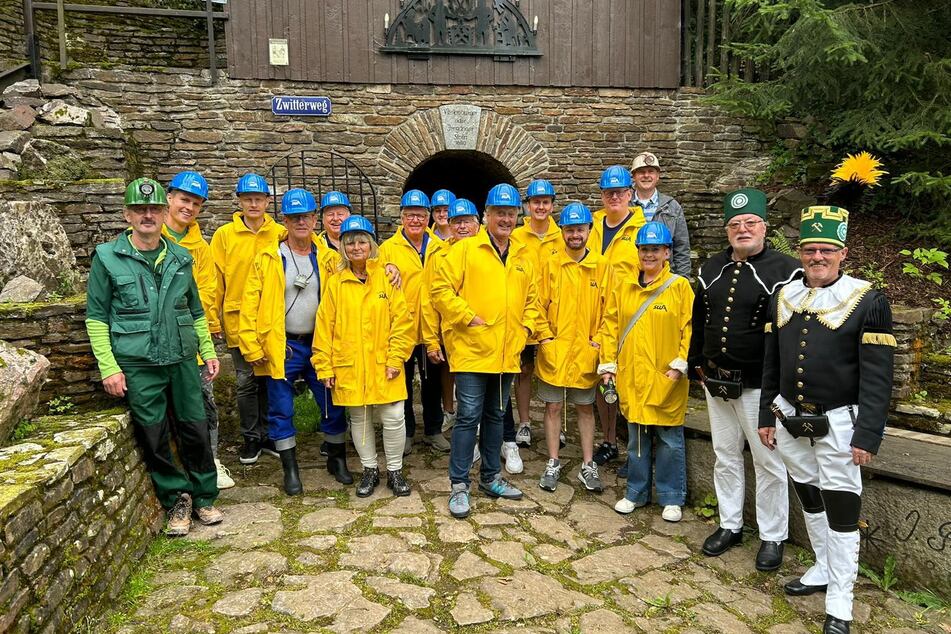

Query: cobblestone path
left=103, top=415, right=944, bottom=633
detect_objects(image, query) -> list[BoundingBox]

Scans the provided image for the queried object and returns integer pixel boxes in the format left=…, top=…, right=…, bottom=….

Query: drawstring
left=419, top=345, right=427, bottom=380
left=637, top=424, right=642, bottom=459
left=563, top=387, right=567, bottom=434
left=363, top=404, right=368, bottom=447
left=499, top=374, right=503, bottom=411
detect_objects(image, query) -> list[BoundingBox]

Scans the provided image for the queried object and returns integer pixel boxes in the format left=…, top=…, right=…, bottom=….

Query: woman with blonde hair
left=313, top=216, right=415, bottom=497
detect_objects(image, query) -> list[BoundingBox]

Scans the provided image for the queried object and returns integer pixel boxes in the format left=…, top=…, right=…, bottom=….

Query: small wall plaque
left=269, top=38, right=289, bottom=66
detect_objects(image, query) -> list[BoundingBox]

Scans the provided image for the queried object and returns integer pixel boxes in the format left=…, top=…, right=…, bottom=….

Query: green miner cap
left=125, top=178, right=167, bottom=206
left=799, top=206, right=849, bottom=247
left=723, top=188, right=767, bottom=224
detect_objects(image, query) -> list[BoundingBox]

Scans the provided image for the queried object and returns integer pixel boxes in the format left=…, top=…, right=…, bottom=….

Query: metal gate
left=266, top=149, right=379, bottom=233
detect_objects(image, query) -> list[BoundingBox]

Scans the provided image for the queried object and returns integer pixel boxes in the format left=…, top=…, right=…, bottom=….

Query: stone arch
left=377, top=105, right=550, bottom=215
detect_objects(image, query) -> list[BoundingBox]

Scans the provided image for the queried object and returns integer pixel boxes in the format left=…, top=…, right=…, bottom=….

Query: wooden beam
left=56, top=0, right=67, bottom=70
left=205, top=0, right=216, bottom=85
left=32, top=3, right=228, bottom=19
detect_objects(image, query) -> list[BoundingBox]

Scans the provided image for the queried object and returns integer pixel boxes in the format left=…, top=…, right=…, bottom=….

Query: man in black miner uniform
left=688, top=188, right=800, bottom=571
left=758, top=205, right=895, bottom=634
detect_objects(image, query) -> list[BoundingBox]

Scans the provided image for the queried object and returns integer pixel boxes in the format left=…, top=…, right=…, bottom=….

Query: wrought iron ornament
left=382, top=0, right=540, bottom=57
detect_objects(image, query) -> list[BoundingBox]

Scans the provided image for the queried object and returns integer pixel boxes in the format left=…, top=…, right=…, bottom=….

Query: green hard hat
left=125, top=178, right=167, bottom=206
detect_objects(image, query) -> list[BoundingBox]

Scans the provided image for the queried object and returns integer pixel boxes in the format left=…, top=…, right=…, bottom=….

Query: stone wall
left=0, top=411, right=163, bottom=633
left=0, top=0, right=24, bottom=67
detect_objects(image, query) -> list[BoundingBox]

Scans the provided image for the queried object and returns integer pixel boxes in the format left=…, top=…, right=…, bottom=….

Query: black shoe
left=593, top=442, right=619, bottom=466
left=784, top=577, right=828, bottom=596
left=239, top=438, right=262, bottom=464
left=823, top=615, right=850, bottom=634
left=756, top=540, right=784, bottom=571
left=325, top=442, right=354, bottom=485
left=278, top=447, right=303, bottom=496
left=387, top=469, right=411, bottom=497
left=320, top=441, right=329, bottom=457
left=260, top=438, right=280, bottom=458
left=356, top=467, right=379, bottom=497
left=702, top=527, right=743, bottom=556
left=616, top=459, right=629, bottom=479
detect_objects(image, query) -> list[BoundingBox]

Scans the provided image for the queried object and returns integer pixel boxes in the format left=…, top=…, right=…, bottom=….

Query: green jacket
left=85, top=230, right=216, bottom=377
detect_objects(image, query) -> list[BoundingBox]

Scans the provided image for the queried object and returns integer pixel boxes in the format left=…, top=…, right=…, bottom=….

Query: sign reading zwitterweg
left=271, top=96, right=332, bottom=116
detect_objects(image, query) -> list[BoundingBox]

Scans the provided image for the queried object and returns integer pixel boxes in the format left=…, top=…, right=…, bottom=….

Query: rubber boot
left=326, top=441, right=354, bottom=485
left=279, top=447, right=303, bottom=496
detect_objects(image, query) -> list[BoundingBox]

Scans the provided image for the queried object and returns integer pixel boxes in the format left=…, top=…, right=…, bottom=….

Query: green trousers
left=124, top=361, right=218, bottom=509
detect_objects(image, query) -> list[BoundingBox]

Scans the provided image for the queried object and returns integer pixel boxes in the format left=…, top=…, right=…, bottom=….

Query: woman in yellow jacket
left=313, top=216, right=415, bottom=498
left=598, top=222, right=694, bottom=522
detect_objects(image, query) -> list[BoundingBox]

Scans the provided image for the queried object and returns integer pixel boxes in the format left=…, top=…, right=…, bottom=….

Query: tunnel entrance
left=403, top=150, right=516, bottom=215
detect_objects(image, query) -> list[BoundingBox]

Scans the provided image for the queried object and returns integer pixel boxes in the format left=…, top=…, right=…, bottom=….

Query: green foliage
left=857, top=263, right=888, bottom=290
left=900, top=247, right=948, bottom=286
left=292, top=385, right=321, bottom=434
left=795, top=548, right=815, bottom=567
left=707, top=0, right=951, bottom=226
left=10, top=418, right=37, bottom=441
left=933, top=298, right=951, bottom=322
left=859, top=554, right=900, bottom=591
left=898, top=588, right=950, bottom=612
left=910, top=389, right=928, bottom=403
left=768, top=229, right=797, bottom=257
left=693, top=493, right=719, bottom=519
left=47, top=396, right=76, bottom=415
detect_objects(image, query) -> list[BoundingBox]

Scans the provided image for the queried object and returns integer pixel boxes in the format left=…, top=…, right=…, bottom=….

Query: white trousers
left=773, top=395, right=862, bottom=620
left=348, top=402, right=406, bottom=472
left=706, top=387, right=789, bottom=541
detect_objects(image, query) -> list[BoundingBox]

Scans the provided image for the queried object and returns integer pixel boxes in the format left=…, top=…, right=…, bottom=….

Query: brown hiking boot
left=193, top=505, right=224, bottom=526
left=165, top=493, right=192, bottom=536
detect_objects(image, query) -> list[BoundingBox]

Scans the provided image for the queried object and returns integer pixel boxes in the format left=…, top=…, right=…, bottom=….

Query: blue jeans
left=625, top=422, right=686, bottom=506
left=449, top=372, right=514, bottom=487
left=265, top=338, right=346, bottom=450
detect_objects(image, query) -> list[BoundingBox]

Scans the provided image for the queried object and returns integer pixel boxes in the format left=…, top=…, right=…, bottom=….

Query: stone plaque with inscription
left=440, top=105, right=482, bottom=150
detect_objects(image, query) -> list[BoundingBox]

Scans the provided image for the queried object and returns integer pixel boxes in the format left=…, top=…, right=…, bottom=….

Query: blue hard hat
left=525, top=179, right=556, bottom=200
left=431, top=189, right=456, bottom=207
left=485, top=183, right=521, bottom=208
left=636, top=221, right=673, bottom=246
left=599, top=165, right=633, bottom=190
left=236, top=173, right=270, bottom=196
left=320, top=190, right=352, bottom=211
left=280, top=188, right=317, bottom=215
left=339, top=215, right=375, bottom=238
left=448, top=198, right=478, bottom=220
left=400, top=189, right=431, bottom=210
left=557, top=202, right=593, bottom=227
left=168, top=171, right=208, bottom=200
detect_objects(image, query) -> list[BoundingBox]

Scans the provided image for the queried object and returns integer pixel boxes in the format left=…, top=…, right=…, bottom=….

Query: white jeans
left=348, top=402, right=406, bottom=472
left=706, top=386, right=789, bottom=541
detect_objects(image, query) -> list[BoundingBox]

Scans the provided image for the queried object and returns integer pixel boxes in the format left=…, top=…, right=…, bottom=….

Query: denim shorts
left=536, top=378, right=596, bottom=406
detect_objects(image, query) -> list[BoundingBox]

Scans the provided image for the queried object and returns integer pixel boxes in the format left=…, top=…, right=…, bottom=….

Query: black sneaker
left=387, top=470, right=411, bottom=497
left=356, top=467, right=379, bottom=498
left=239, top=438, right=262, bottom=464
left=320, top=441, right=329, bottom=457
left=260, top=438, right=280, bottom=458
left=593, top=442, right=619, bottom=466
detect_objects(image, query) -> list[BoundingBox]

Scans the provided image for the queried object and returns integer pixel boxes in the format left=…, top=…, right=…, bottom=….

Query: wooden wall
left=226, top=0, right=681, bottom=88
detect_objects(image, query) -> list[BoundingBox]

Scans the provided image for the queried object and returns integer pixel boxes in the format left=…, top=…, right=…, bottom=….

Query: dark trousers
left=229, top=347, right=268, bottom=442
left=125, top=361, right=218, bottom=509
left=404, top=345, right=444, bottom=438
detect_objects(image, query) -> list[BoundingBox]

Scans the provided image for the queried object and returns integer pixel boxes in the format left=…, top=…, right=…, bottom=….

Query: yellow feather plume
left=831, top=151, right=887, bottom=187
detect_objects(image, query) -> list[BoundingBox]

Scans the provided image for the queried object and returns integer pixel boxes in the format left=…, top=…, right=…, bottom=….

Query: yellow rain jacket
left=210, top=212, right=283, bottom=347
left=599, top=264, right=694, bottom=426
left=378, top=228, right=445, bottom=346
left=162, top=222, right=219, bottom=353
left=312, top=260, right=414, bottom=406
left=535, top=249, right=609, bottom=389
left=420, top=236, right=456, bottom=354
left=432, top=230, right=553, bottom=374
left=588, top=207, right=647, bottom=291
left=237, top=235, right=337, bottom=379
left=512, top=216, right=564, bottom=267
left=315, top=231, right=342, bottom=274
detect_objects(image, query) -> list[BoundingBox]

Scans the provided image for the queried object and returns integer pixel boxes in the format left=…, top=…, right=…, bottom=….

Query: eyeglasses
left=402, top=212, right=428, bottom=221
left=801, top=247, right=843, bottom=257
left=602, top=189, right=630, bottom=199
left=285, top=214, right=315, bottom=223
left=726, top=219, right=765, bottom=230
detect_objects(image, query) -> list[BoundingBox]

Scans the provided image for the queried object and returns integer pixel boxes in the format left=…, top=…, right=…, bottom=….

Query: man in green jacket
left=85, top=177, right=224, bottom=536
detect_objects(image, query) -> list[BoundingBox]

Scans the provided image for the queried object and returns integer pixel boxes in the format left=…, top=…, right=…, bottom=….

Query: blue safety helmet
left=557, top=202, right=593, bottom=227
left=320, top=190, right=352, bottom=211
left=236, top=173, right=270, bottom=196
left=431, top=189, right=456, bottom=208
left=525, top=179, right=556, bottom=200
left=636, top=221, right=673, bottom=246
left=400, top=189, right=431, bottom=210
left=168, top=171, right=208, bottom=200
left=485, top=183, right=521, bottom=208
left=339, top=215, right=375, bottom=238
left=280, top=188, right=317, bottom=215
left=599, top=165, right=633, bottom=190
left=448, top=198, right=478, bottom=220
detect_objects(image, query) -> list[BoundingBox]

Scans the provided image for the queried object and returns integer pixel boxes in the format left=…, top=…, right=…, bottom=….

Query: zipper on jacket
left=139, top=276, right=150, bottom=306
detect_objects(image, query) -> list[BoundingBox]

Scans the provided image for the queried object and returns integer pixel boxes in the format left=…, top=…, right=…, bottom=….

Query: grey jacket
left=652, top=193, right=692, bottom=277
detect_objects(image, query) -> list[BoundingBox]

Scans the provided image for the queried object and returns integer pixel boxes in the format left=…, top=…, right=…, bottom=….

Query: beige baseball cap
left=632, top=152, right=660, bottom=171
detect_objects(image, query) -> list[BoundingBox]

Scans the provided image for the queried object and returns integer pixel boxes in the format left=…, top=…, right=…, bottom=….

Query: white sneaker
left=501, top=441, right=524, bottom=474
left=472, top=444, right=481, bottom=463
left=614, top=498, right=640, bottom=514
left=515, top=425, right=532, bottom=447
left=215, top=459, right=235, bottom=489
left=442, top=411, right=456, bottom=433
left=662, top=505, right=682, bottom=522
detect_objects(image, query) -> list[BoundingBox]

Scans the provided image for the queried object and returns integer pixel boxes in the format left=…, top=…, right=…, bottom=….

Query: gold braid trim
left=764, top=323, right=772, bottom=333
left=862, top=332, right=897, bottom=347
left=777, top=283, right=872, bottom=330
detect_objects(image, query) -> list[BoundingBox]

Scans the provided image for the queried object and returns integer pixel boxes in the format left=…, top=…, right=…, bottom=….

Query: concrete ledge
left=0, top=411, right=163, bottom=632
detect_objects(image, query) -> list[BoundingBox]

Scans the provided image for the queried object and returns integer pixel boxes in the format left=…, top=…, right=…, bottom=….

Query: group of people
left=85, top=150, right=893, bottom=634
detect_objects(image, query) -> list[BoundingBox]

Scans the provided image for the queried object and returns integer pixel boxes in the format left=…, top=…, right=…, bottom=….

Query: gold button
left=797, top=381, right=804, bottom=388
left=798, top=354, right=804, bottom=360
left=805, top=315, right=811, bottom=321
left=731, top=278, right=738, bottom=284
left=729, top=288, right=736, bottom=294
left=726, top=306, right=732, bottom=312
left=727, top=297, right=734, bottom=303
left=800, top=341, right=806, bottom=348
left=722, top=327, right=728, bottom=332
left=724, top=317, right=730, bottom=323
left=721, top=337, right=727, bottom=343
left=721, top=347, right=727, bottom=353
left=801, top=328, right=808, bottom=335
left=797, top=395, right=804, bottom=402
left=797, top=367, right=804, bottom=374
left=735, top=263, right=742, bottom=268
